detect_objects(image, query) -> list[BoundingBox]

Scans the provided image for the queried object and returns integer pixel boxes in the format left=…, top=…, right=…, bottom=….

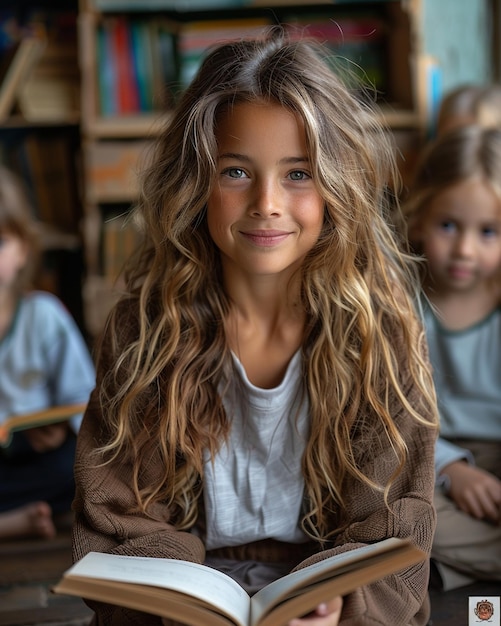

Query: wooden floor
left=0, top=531, right=499, bottom=626
left=0, top=530, right=93, bottom=626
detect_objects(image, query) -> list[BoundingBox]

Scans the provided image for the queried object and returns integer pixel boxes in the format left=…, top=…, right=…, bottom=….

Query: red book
left=112, top=16, right=140, bottom=114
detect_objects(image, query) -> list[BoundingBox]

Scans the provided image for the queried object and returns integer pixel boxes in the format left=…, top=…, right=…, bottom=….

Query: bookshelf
left=0, top=4, right=86, bottom=331
left=78, top=0, right=428, bottom=337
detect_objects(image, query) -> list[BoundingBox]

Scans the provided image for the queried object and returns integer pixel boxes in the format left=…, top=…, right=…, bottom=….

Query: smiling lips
left=448, top=264, right=474, bottom=280
left=240, top=230, right=291, bottom=246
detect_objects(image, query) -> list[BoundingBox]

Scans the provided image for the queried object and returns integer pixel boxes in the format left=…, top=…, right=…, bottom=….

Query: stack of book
left=283, top=12, right=387, bottom=94
left=177, top=18, right=270, bottom=89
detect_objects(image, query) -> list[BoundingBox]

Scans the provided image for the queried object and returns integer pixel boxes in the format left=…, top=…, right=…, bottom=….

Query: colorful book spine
left=97, top=19, right=118, bottom=116
left=177, top=18, right=270, bottom=89
left=112, top=16, right=140, bottom=114
left=129, top=20, right=155, bottom=112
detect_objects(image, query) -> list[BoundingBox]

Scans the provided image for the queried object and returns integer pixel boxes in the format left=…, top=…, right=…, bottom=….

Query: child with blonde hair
left=72, top=29, right=438, bottom=625
left=404, top=125, right=501, bottom=590
left=0, top=166, right=95, bottom=540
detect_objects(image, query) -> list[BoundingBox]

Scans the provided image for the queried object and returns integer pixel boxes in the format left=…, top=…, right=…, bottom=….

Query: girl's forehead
left=214, top=101, right=307, bottom=152
left=427, top=177, right=501, bottom=220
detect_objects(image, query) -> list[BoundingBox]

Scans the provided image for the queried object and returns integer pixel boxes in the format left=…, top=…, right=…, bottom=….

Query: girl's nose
left=454, top=231, right=476, bottom=257
left=249, top=180, right=281, bottom=217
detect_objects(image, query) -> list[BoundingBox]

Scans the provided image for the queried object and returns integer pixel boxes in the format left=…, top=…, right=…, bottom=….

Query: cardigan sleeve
left=71, top=304, right=205, bottom=626
left=72, top=389, right=205, bottom=626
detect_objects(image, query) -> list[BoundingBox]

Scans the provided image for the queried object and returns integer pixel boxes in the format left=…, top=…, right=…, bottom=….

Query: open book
left=53, top=537, right=425, bottom=626
left=0, top=403, right=88, bottom=447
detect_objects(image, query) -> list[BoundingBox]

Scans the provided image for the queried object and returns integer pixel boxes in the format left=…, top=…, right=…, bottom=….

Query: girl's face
left=0, top=231, right=28, bottom=291
left=415, top=177, right=501, bottom=294
left=207, top=101, right=324, bottom=283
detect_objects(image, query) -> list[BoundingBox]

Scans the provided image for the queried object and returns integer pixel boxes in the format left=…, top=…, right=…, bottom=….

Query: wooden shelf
left=38, top=225, right=81, bottom=251
left=377, top=106, right=421, bottom=129
left=82, top=112, right=169, bottom=138
left=0, top=115, right=80, bottom=130
left=83, top=107, right=420, bottom=138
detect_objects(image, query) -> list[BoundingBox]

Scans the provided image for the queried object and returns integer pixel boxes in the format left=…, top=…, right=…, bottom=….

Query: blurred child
left=0, top=165, right=95, bottom=540
left=72, top=29, right=438, bottom=626
left=403, top=125, right=501, bottom=590
left=436, top=83, right=501, bottom=137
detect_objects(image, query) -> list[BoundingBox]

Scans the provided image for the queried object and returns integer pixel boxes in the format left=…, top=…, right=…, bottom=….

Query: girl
left=0, top=166, right=95, bottom=540
left=72, top=30, right=438, bottom=626
left=403, top=125, right=501, bottom=590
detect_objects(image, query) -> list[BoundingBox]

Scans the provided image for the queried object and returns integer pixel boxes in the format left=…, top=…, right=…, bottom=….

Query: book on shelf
left=283, top=13, right=387, bottom=93
left=17, top=38, right=80, bottom=121
left=97, top=18, right=119, bottom=116
left=152, top=19, right=179, bottom=106
left=96, top=16, right=177, bottom=116
left=177, top=18, right=270, bottom=88
left=103, top=211, right=144, bottom=284
left=113, top=16, right=140, bottom=114
left=21, top=133, right=81, bottom=233
left=53, top=537, right=425, bottom=626
left=85, top=139, right=154, bottom=202
left=129, top=20, right=155, bottom=113
left=0, top=35, right=46, bottom=120
left=0, top=403, right=88, bottom=447
left=16, top=9, right=79, bottom=121
left=91, top=0, right=243, bottom=9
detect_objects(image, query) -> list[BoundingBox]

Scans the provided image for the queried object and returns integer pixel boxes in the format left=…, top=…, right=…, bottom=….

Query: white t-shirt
left=423, top=299, right=501, bottom=476
left=202, top=350, right=310, bottom=550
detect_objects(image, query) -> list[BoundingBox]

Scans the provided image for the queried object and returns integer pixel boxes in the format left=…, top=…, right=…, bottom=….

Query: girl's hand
left=444, top=461, right=501, bottom=524
left=288, top=597, right=343, bottom=626
left=25, top=422, right=69, bottom=453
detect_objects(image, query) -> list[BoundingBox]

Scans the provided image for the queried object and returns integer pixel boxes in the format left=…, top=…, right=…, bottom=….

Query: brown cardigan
left=72, top=313, right=437, bottom=626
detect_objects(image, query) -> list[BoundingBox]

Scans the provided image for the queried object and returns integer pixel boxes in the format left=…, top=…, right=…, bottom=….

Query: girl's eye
left=288, top=170, right=310, bottom=181
left=223, top=167, right=247, bottom=179
left=438, top=220, right=456, bottom=233
left=482, top=225, right=499, bottom=237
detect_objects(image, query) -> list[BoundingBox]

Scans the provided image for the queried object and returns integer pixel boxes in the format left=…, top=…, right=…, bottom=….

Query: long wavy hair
left=96, top=28, right=437, bottom=541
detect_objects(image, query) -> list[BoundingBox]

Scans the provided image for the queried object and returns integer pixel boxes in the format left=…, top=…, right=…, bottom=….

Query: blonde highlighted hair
left=95, top=28, right=437, bottom=541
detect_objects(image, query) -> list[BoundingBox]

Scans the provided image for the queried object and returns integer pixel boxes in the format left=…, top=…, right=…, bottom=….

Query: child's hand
left=288, top=597, right=343, bottom=626
left=25, top=423, right=70, bottom=453
left=443, top=461, right=501, bottom=524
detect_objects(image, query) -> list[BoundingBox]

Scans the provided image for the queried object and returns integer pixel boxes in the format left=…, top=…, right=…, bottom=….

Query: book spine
left=97, top=19, right=118, bottom=116
left=130, top=20, right=154, bottom=112
left=112, top=16, right=140, bottom=114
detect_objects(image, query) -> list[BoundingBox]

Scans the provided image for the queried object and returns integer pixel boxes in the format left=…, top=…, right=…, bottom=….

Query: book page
left=65, top=552, right=251, bottom=626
